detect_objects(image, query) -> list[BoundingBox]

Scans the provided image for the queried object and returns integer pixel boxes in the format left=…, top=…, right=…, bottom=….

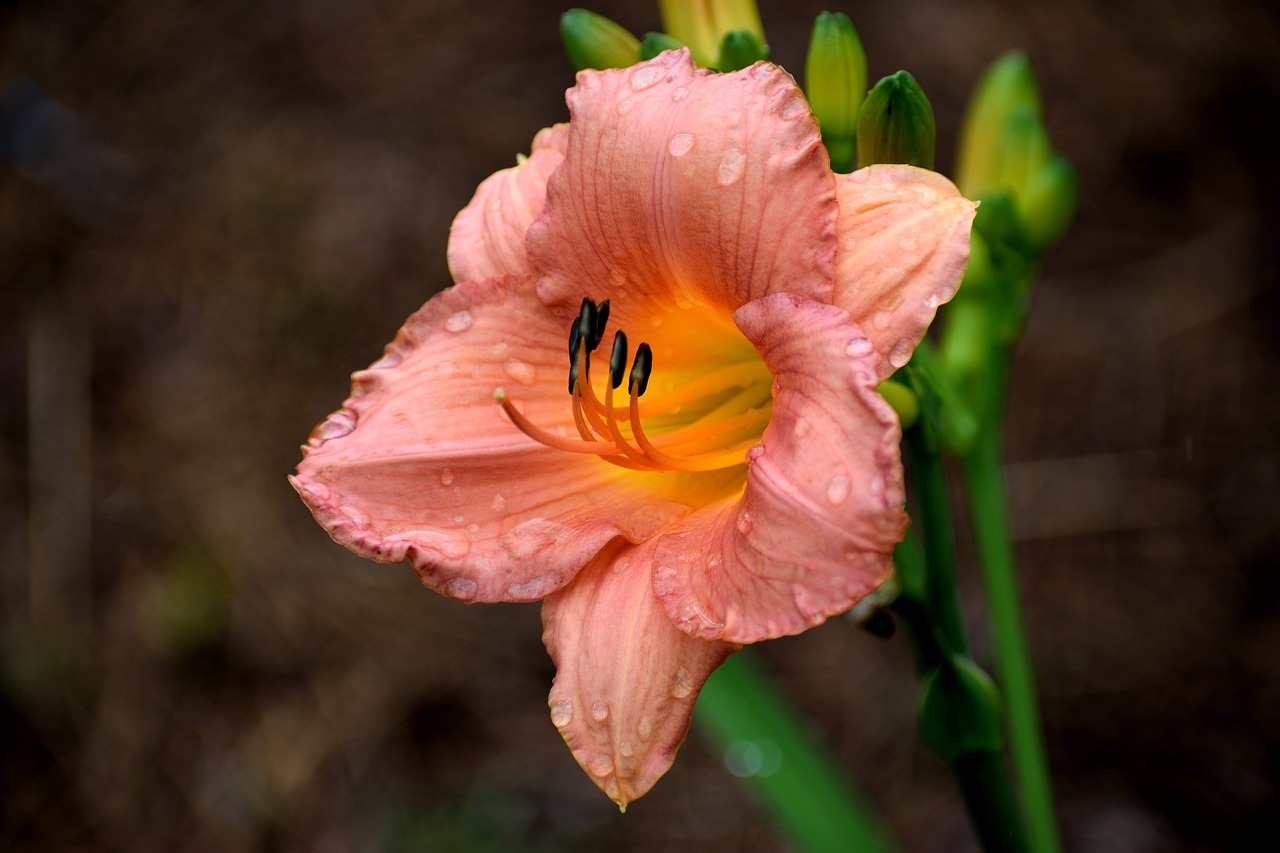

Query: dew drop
left=826, top=473, right=851, bottom=505
left=630, top=64, right=662, bottom=90
left=490, top=493, right=506, bottom=512
left=452, top=514, right=466, bottom=524
left=503, top=358, right=536, bottom=385
left=751, top=64, right=774, bottom=80
left=780, top=96, right=808, bottom=120
left=550, top=700, right=573, bottom=727
left=591, top=699, right=610, bottom=722
left=637, top=717, right=653, bottom=741
left=845, top=337, right=874, bottom=358
left=672, top=86, right=689, bottom=101
left=924, top=293, right=940, bottom=310
left=869, top=476, right=885, bottom=495
left=670, top=667, right=694, bottom=699
left=506, top=573, right=559, bottom=599
left=437, top=359, right=457, bottom=377
left=793, top=417, right=810, bottom=437
left=668, top=132, right=695, bottom=157
left=616, top=98, right=634, bottom=115
left=500, top=517, right=564, bottom=559
left=444, top=310, right=474, bottom=332
left=736, top=509, right=754, bottom=535
left=650, top=315, right=664, bottom=327
left=619, top=740, right=635, bottom=758
left=441, top=576, right=478, bottom=601
left=467, top=523, right=480, bottom=533
left=439, top=468, right=455, bottom=486
left=889, top=337, right=914, bottom=368
left=604, top=777, right=621, bottom=802
left=745, top=445, right=765, bottom=462
left=655, top=565, right=678, bottom=581
left=871, top=311, right=892, bottom=331
left=588, top=752, right=615, bottom=778
left=717, top=147, right=746, bottom=187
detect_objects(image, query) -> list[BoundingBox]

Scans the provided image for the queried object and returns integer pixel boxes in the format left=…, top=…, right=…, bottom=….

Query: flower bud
left=877, top=379, right=919, bottom=430
left=955, top=52, right=1041, bottom=199
left=1021, top=155, right=1077, bottom=251
left=857, top=71, right=936, bottom=170
left=716, top=29, right=770, bottom=72
left=804, top=12, right=867, bottom=174
left=659, top=0, right=765, bottom=69
left=560, top=9, right=641, bottom=71
left=639, top=31, right=685, bottom=61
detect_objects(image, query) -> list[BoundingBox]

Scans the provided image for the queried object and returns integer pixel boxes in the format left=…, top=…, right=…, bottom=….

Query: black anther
left=592, top=299, right=611, bottom=351
left=629, top=342, right=653, bottom=396
left=608, top=331, right=628, bottom=389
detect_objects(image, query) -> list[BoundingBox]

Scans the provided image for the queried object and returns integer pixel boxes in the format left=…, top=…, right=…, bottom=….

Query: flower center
left=496, top=298, right=772, bottom=472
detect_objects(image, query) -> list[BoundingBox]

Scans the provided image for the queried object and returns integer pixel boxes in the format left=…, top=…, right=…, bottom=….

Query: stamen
left=608, top=331, right=628, bottom=389
left=629, top=342, right=653, bottom=397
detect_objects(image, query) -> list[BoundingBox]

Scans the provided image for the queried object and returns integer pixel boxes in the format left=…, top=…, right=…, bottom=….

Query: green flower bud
left=716, top=28, right=770, bottom=72
left=639, top=31, right=686, bottom=61
left=955, top=52, right=1041, bottom=198
left=1022, top=155, right=1077, bottom=250
left=659, top=0, right=765, bottom=68
left=857, top=71, right=936, bottom=170
left=919, top=655, right=1004, bottom=762
left=804, top=11, right=867, bottom=174
left=560, top=9, right=641, bottom=71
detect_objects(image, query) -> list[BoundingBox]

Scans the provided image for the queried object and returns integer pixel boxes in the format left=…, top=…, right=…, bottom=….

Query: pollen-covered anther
left=496, top=297, right=772, bottom=472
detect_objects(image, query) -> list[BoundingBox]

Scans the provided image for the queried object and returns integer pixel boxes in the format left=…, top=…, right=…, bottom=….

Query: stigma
left=496, top=298, right=772, bottom=472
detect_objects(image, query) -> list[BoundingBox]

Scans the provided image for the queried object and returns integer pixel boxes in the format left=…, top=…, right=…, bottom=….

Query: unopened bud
left=659, top=0, right=765, bottom=68
left=804, top=11, right=867, bottom=173
left=857, top=71, right=936, bottom=170
left=956, top=52, right=1041, bottom=198
left=919, top=655, right=1004, bottom=762
left=639, top=31, right=685, bottom=61
left=1022, top=155, right=1077, bottom=250
left=716, top=29, right=770, bottom=72
left=560, top=9, right=641, bottom=71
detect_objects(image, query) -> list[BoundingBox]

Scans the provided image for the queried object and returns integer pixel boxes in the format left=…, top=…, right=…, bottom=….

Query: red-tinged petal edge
left=653, top=292, right=907, bottom=643
left=834, top=165, right=976, bottom=381
left=446, top=124, right=570, bottom=283
left=542, top=537, right=738, bottom=810
left=291, top=275, right=695, bottom=604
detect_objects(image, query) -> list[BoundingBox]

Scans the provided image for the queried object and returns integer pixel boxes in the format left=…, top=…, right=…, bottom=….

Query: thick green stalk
left=962, top=354, right=1061, bottom=853
left=695, top=652, right=898, bottom=853
left=904, top=427, right=968, bottom=654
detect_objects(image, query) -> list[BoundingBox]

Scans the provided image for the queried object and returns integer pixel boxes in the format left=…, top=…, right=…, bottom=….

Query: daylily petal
left=447, top=124, right=570, bottom=283
left=292, top=275, right=702, bottom=604
left=542, top=536, right=737, bottom=810
left=833, top=165, right=976, bottom=381
left=529, top=48, right=837, bottom=329
left=652, top=292, right=906, bottom=643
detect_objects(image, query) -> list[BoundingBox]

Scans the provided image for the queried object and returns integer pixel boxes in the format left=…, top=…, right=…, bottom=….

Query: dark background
left=2, top=0, right=1277, bottom=850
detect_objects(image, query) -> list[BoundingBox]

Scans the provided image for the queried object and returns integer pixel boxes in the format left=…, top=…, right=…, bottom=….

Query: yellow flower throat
left=496, top=298, right=772, bottom=472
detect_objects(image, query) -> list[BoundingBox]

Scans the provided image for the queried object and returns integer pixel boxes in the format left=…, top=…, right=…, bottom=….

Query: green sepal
left=716, top=29, right=770, bottom=71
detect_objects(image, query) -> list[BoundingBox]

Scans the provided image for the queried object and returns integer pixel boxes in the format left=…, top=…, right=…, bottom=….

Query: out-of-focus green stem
left=962, top=353, right=1061, bottom=853
left=904, top=428, right=968, bottom=654
left=695, top=652, right=898, bottom=853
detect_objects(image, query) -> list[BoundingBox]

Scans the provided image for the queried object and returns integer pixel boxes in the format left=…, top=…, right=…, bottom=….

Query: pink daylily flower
left=291, top=49, right=974, bottom=809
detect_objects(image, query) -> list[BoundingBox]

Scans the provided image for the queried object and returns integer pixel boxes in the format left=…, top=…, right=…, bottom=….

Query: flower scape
left=291, top=48, right=974, bottom=809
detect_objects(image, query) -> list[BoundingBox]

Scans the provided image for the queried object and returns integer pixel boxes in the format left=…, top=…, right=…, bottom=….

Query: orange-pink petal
left=542, top=537, right=737, bottom=810
left=447, top=125, right=569, bottom=283
left=291, top=275, right=696, bottom=603
left=833, top=165, right=976, bottom=381
left=652, top=293, right=906, bottom=643
left=529, top=49, right=837, bottom=330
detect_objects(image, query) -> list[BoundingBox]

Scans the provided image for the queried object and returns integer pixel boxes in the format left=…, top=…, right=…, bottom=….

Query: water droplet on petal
left=550, top=700, right=573, bottom=727
left=751, top=64, right=774, bottom=80
left=506, top=573, right=559, bottom=599
left=745, top=445, right=765, bottom=462
left=668, top=132, right=695, bottom=157
left=437, top=359, right=457, bottom=377
left=503, top=359, right=536, bottom=385
left=588, top=752, right=615, bottom=778
left=444, top=311, right=473, bottom=332
left=500, top=517, right=565, bottom=559
left=869, top=476, right=885, bottom=495
left=671, top=667, right=694, bottom=699
left=490, top=494, right=506, bottom=512
left=871, top=311, right=892, bottom=331
left=717, top=147, right=746, bottom=187
left=637, top=717, right=653, bottom=741
left=630, top=64, right=661, bottom=90
left=604, top=776, right=621, bottom=801
left=591, top=700, right=610, bottom=722
left=889, top=337, right=914, bottom=368
left=924, top=293, right=940, bottom=310
left=780, top=96, right=808, bottom=120
left=827, top=473, right=851, bottom=505
left=616, top=98, right=634, bottom=115
left=672, top=86, right=689, bottom=101
left=655, top=565, right=677, bottom=581
left=619, top=740, right=635, bottom=758
left=736, top=509, right=754, bottom=535
left=793, top=417, right=810, bottom=437
left=845, top=337, right=874, bottom=358
left=467, top=523, right=480, bottom=533
left=441, top=576, right=478, bottom=601
left=440, top=468, right=455, bottom=486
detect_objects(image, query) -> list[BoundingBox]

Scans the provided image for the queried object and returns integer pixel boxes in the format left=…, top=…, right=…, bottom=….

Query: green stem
left=954, top=752, right=1034, bottom=853
left=905, top=428, right=968, bottom=655
left=962, top=354, right=1061, bottom=853
left=695, top=652, right=898, bottom=853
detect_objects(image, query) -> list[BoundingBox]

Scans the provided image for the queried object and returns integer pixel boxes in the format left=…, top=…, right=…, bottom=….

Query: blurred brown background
left=2, top=0, right=1277, bottom=850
